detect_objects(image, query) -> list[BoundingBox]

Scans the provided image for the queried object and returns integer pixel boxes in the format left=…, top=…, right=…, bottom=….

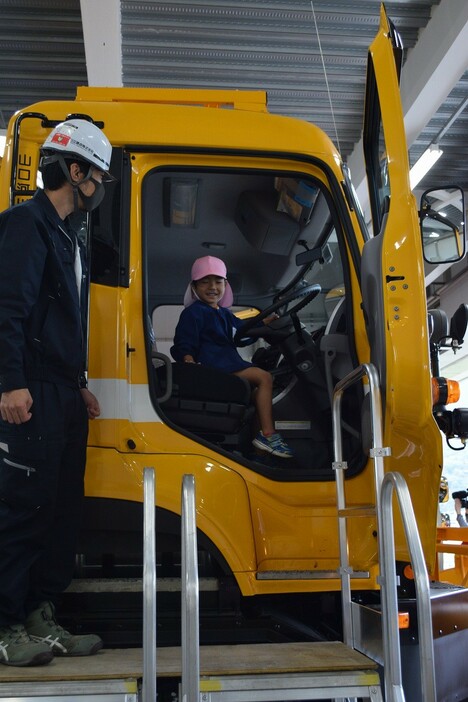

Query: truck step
left=0, top=642, right=382, bottom=701
left=0, top=678, right=137, bottom=701
left=66, top=577, right=218, bottom=593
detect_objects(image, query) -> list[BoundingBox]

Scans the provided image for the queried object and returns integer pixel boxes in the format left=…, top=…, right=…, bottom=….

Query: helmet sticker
left=51, top=133, right=71, bottom=147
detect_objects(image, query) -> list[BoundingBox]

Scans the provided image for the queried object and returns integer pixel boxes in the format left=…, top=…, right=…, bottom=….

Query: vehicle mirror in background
left=428, top=308, right=449, bottom=345
left=450, top=303, right=468, bottom=345
left=420, top=186, right=465, bottom=264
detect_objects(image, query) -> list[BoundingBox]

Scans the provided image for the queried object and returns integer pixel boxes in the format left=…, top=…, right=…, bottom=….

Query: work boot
left=25, top=601, right=103, bottom=657
left=0, top=623, right=53, bottom=666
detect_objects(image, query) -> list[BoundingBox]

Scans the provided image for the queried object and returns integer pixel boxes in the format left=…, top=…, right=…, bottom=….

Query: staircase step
left=257, top=569, right=370, bottom=580
left=0, top=642, right=382, bottom=701
left=66, top=577, right=218, bottom=593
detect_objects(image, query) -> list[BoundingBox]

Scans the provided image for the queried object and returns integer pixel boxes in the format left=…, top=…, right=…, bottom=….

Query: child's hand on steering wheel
left=263, top=313, right=279, bottom=326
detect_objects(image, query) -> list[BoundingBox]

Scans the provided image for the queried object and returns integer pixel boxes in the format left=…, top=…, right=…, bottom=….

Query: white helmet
left=41, top=118, right=113, bottom=176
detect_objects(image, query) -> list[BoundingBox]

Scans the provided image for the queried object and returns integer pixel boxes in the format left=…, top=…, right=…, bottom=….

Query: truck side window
left=363, top=61, right=391, bottom=236
left=90, top=148, right=129, bottom=287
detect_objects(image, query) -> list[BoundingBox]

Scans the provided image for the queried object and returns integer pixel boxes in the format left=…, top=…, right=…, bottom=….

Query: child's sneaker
left=25, top=601, right=103, bottom=657
left=252, top=431, right=293, bottom=458
left=0, top=624, right=53, bottom=666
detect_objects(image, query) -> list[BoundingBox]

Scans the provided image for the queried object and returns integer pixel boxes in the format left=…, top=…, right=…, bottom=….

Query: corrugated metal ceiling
left=119, top=1, right=439, bottom=158
left=0, top=0, right=87, bottom=120
left=0, top=0, right=466, bottom=191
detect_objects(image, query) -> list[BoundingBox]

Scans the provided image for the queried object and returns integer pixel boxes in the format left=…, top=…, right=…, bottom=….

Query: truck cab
left=0, top=5, right=465, bottom=660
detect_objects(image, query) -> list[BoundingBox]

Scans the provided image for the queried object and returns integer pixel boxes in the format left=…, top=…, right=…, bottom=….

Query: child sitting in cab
left=171, top=255, right=293, bottom=458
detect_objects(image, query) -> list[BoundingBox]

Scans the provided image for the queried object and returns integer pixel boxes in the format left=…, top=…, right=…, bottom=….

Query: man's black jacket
left=0, top=189, right=86, bottom=393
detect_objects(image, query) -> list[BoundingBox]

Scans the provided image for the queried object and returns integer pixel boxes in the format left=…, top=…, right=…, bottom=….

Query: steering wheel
left=234, top=283, right=321, bottom=346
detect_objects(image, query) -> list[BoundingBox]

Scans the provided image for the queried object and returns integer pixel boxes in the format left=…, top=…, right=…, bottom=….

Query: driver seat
left=152, top=352, right=254, bottom=442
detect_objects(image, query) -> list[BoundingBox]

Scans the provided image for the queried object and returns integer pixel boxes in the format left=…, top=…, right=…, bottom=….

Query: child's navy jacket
left=171, top=300, right=254, bottom=373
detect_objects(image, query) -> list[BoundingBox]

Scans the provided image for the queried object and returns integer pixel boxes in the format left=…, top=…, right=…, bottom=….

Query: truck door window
left=363, top=12, right=403, bottom=237
left=143, top=166, right=364, bottom=478
left=363, top=61, right=391, bottom=236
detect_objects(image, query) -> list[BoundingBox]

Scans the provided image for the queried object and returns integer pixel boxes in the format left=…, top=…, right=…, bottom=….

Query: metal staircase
left=139, top=362, right=437, bottom=702
left=142, top=472, right=383, bottom=702
left=332, top=363, right=437, bottom=702
left=165, top=362, right=437, bottom=702
left=0, top=363, right=438, bottom=701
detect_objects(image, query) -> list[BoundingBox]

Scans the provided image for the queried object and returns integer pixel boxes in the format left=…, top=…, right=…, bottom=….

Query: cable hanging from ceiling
left=309, top=0, right=341, bottom=154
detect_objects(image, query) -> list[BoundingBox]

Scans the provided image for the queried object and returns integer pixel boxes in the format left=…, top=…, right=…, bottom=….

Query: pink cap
left=183, top=256, right=234, bottom=307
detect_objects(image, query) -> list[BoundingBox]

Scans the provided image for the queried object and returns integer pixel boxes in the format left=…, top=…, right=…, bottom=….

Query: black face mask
left=77, top=177, right=105, bottom=212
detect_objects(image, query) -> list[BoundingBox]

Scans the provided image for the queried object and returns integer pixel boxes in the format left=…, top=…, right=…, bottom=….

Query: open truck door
left=355, top=8, right=468, bottom=700
left=360, top=5, right=442, bottom=563
left=2, top=7, right=468, bottom=699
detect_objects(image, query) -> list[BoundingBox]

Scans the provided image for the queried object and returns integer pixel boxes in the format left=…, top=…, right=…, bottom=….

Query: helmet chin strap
left=53, top=153, right=93, bottom=187
left=47, top=154, right=91, bottom=214
left=76, top=178, right=106, bottom=212
left=40, top=153, right=105, bottom=213
left=72, top=186, right=80, bottom=214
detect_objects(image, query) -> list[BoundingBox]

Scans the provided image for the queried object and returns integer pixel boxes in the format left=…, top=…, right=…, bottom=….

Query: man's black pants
left=0, top=380, right=88, bottom=625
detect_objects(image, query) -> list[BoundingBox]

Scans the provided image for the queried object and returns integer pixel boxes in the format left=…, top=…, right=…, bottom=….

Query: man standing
left=0, top=119, right=113, bottom=666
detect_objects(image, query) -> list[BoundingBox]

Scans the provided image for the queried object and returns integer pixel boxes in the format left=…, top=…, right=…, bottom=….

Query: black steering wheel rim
left=234, top=283, right=321, bottom=345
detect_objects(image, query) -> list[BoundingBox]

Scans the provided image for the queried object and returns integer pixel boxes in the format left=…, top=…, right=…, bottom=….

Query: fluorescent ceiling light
left=409, top=144, right=443, bottom=190
left=0, top=134, right=5, bottom=157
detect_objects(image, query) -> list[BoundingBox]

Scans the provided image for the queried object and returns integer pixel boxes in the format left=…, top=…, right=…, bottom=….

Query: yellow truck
left=0, top=5, right=467, bottom=701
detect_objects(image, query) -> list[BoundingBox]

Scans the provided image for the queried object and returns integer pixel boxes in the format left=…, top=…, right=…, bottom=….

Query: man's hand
left=0, top=388, right=33, bottom=424
left=80, top=388, right=101, bottom=419
left=455, top=497, right=463, bottom=515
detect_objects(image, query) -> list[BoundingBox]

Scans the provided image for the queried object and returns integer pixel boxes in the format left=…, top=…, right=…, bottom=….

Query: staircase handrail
left=380, top=471, right=437, bottom=702
left=332, top=363, right=387, bottom=647
left=181, top=474, right=200, bottom=702
left=333, top=362, right=405, bottom=701
left=142, top=466, right=157, bottom=702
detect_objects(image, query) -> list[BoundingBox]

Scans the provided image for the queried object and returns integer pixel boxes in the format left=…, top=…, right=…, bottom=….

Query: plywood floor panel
left=0, top=641, right=377, bottom=683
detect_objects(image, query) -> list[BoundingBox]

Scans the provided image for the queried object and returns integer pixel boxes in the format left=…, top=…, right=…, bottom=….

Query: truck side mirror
left=428, top=308, right=449, bottom=345
left=420, top=186, right=465, bottom=264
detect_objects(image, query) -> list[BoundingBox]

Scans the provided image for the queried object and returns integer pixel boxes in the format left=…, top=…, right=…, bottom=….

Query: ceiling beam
left=347, top=0, right=468, bottom=211
left=80, top=0, right=122, bottom=87
left=401, top=0, right=468, bottom=147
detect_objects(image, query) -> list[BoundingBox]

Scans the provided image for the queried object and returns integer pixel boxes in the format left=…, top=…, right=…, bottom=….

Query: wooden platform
left=0, top=641, right=377, bottom=682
